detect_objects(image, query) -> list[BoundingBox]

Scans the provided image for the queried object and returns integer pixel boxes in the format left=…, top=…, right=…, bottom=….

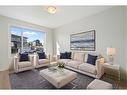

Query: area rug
left=9, top=67, right=116, bottom=89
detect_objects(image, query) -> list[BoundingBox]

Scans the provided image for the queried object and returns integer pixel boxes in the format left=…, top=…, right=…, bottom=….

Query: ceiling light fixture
left=47, top=6, right=57, bottom=14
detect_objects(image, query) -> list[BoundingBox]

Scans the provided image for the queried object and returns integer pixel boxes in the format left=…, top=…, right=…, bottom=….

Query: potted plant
left=57, top=62, right=65, bottom=68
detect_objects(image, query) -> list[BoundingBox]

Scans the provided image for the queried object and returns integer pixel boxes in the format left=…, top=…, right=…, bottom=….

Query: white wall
left=0, top=15, right=53, bottom=71
left=126, top=7, right=127, bottom=80
left=54, top=7, right=127, bottom=80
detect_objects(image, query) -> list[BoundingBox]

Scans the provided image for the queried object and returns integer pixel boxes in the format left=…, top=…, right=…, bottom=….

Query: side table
left=103, top=63, right=120, bottom=89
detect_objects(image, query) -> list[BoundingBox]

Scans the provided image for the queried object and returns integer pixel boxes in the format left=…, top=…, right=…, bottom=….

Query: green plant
left=57, top=62, right=65, bottom=68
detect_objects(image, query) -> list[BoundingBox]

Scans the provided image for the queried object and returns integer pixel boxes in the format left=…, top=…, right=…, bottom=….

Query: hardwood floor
left=119, top=80, right=127, bottom=89
left=0, top=70, right=11, bottom=89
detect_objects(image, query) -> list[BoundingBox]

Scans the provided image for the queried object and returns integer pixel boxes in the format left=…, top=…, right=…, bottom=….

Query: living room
left=0, top=5, right=127, bottom=90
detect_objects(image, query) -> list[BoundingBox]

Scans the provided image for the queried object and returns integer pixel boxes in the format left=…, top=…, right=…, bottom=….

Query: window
left=11, top=26, right=45, bottom=54
left=11, top=27, right=22, bottom=54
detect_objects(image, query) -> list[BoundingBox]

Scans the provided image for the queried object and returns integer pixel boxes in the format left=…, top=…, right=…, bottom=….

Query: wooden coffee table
left=40, top=67, right=77, bottom=88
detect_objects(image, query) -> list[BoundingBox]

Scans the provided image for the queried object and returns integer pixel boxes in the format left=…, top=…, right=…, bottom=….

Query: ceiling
left=0, top=6, right=112, bottom=29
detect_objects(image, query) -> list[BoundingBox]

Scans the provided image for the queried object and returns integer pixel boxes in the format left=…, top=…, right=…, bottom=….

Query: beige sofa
left=14, top=55, right=34, bottom=73
left=57, top=52, right=105, bottom=79
left=34, top=54, right=50, bottom=68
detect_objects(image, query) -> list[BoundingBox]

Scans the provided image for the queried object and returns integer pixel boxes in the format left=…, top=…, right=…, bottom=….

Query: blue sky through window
left=11, top=26, right=45, bottom=44
left=11, top=26, right=22, bottom=36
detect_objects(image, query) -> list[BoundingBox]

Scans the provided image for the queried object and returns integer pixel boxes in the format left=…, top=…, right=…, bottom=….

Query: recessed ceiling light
left=47, top=6, right=57, bottom=14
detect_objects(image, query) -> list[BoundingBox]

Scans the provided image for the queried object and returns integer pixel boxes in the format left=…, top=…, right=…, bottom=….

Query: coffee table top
left=40, top=67, right=77, bottom=88
left=40, top=67, right=76, bottom=79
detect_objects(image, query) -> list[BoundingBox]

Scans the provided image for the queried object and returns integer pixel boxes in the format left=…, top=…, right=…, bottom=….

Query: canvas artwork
left=70, top=30, right=95, bottom=51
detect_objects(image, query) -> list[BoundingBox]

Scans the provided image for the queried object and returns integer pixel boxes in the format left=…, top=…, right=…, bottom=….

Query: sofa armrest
left=29, top=55, right=34, bottom=66
left=95, top=58, right=105, bottom=78
left=35, top=55, right=39, bottom=66
left=14, top=56, right=19, bottom=72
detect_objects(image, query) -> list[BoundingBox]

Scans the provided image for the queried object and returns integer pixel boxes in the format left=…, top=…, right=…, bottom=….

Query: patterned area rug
left=9, top=67, right=116, bottom=89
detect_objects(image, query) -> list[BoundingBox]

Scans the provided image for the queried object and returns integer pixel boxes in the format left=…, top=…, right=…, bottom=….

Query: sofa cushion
left=18, top=61, right=32, bottom=68
left=73, top=52, right=85, bottom=62
left=86, top=54, right=97, bottom=65
left=57, top=59, right=71, bottom=64
left=78, top=63, right=97, bottom=74
left=66, top=61, right=82, bottom=69
left=19, top=53, right=29, bottom=62
left=38, top=52, right=46, bottom=59
left=38, top=59, right=50, bottom=65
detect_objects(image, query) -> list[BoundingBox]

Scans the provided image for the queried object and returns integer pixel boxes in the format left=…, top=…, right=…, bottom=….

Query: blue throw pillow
left=60, top=52, right=72, bottom=59
left=65, top=52, right=72, bottom=59
left=60, top=53, right=66, bottom=59
left=38, top=52, right=46, bottom=59
left=86, top=54, right=97, bottom=65
left=19, top=53, right=29, bottom=62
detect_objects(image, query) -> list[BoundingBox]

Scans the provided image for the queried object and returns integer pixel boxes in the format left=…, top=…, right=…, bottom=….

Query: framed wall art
left=70, top=30, right=96, bottom=51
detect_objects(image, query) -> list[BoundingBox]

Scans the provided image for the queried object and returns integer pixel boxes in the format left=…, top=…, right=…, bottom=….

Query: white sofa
left=34, top=54, right=50, bottom=68
left=14, top=55, right=34, bottom=73
left=57, top=52, right=105, bottom=79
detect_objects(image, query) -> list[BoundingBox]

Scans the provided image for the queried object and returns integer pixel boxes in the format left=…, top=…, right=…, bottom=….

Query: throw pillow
left=19, top=53, right=29, bottom=62
left=60, top=53, right=66, bottom=59
left=73, top=52, right=84, bottom=62
left=38, top=52, right=46, bottom=59
left=65, top=52, right=72, bottom=59
left=86, top=54, right=97, bottom=65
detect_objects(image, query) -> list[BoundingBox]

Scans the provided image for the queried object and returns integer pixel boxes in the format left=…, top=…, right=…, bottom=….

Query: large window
left=11, top=26, right=45, bottom=54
